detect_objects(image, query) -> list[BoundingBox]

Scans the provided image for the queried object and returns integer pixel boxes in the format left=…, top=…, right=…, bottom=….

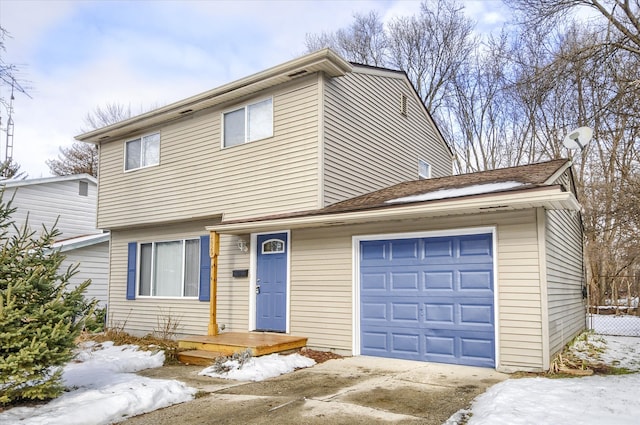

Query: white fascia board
left=1, top=174, right=97, bottom=188
left=207, top=187, right=580, bottom=234
left=51, top=233, right=110, bottom=252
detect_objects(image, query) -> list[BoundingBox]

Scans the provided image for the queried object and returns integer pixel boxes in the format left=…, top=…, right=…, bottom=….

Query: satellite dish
left=563, top=127, right=593, bottom=151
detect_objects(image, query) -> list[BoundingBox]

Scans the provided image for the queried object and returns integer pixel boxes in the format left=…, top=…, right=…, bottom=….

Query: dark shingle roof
left=322, top=158, right=570, bottom=214
left=219, top=159, right=570, bottom=226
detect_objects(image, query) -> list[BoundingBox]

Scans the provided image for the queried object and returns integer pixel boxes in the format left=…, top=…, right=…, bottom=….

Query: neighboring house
left=1, top=174, right=109, bottom=306
left=76, top=49, right=585, bottom=372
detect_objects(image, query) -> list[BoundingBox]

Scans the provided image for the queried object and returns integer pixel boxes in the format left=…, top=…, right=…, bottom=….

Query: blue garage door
left=360, top=233, right=495, bottom=367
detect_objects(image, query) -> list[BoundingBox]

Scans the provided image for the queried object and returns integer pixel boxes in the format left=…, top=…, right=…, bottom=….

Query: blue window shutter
left=126, top=242, right=137, bottom=300
left=199, top=235, right=211, bottom=301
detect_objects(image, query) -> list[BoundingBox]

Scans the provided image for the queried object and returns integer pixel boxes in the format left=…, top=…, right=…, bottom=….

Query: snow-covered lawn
left=2, top=329, right=639, bottom=425
left=0, top=341, right=316, bottom=425
left=447, top=333, right=640, bottom=425
left=0, top=342, right=195, bottom=425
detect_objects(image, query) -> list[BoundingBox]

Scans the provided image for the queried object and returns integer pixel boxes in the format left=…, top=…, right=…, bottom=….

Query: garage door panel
left=390, top=239, right=420, bottom=260
left=424, top=303, right=454, bottom=323
left=424, top=335, right=456, bottom=357
left=362, top=331, right=388, bottom=352
left=360, top=234, right=495, bottom=368
left=460, top=303, right=493, bottom=326
left=459, top=235, right=492, bottom=257
left=391, top=332, right=420, bottom=355
left=424, top=271, right=454, bottom=289
left=459, top=269, right=493, bottom=290
left=361, top=301, right=387, bottom=321
left=361, top=272, right=387, bottom=291
left=424, top=238, right=454, bottom=258
left=390, top=271, right=419, bottom=290
left=391, top=302, right=420, bottom=322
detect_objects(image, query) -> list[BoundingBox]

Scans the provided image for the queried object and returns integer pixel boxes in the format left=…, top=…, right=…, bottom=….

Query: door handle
left=256, top=285, right=261, bottom=294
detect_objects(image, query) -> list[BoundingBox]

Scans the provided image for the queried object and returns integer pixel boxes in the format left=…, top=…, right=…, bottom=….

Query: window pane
left=248, top=99, right=273, bottom=142
left=223, top=108, right=245, bottom=147
left=184, top=239, right=200, bottom=297
left=419, top=159, right=431, bottom=179
left=153, top=241, right=183, bottom=297
left=126, top=139, right=141, bottom=170
left=139, top=243, right=152, bottom=296
left=262, top=239, right=284, bottom=254
left=142, top=133, right=160, bottom=166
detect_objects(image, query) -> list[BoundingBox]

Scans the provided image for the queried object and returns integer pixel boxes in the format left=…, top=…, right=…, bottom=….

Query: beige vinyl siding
left=290, top=209, right=545, bottom=370
left=322, top=69, right=452, bottom=206
left=61, top=241, right=109, bottom=306
left=97, top=76, right=321, bottom=229
left=108, top=221, right=211, bottom=337
left=4, top=180, right=99, bottom=239
left=216, top=234, right=251, bottom=332
left=545, top=173, right=585, bottom=356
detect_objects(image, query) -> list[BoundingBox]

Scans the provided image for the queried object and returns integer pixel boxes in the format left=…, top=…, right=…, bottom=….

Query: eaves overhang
left=76, top=49, right=352, bottom=144
left=207, top=186, right=580, bottom=235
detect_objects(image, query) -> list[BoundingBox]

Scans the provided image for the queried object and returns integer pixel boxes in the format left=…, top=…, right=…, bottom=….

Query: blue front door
left=256, top=233, right=288, bottom=332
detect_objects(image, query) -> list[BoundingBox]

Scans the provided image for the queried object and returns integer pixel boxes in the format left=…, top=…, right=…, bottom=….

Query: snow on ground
left=0, top=341, right=316, bottom=424
left=0, top=342, right=196, bottom=425
left=446, top=333, right=640, bottom=425
left=199, top=352, right=315, bottom=381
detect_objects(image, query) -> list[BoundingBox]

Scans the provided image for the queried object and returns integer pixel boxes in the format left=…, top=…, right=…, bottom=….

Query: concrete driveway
left=128, top=356, right=508, bottom=424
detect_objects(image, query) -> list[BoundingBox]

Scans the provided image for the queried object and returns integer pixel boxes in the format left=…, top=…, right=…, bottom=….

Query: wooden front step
left=178, top=350, right=223, bottom=366
left=178, top=332, right=308, bottom=357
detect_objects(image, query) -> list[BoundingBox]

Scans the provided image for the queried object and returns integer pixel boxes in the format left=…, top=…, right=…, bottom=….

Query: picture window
left=138, top=239, right=200, bottom=297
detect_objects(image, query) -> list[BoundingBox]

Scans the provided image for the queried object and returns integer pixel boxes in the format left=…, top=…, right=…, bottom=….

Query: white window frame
left=125, top=132, right=160, bottom=171
left=137, top=238, right=200, bottom=299
left=221, top=97, right=273, bottom=148
left=418, top=159, right=431, bottom=179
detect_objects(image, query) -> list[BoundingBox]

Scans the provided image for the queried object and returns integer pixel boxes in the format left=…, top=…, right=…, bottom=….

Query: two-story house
left=1, top=174, right=109, bottom=306
left=77, top=49, right=585, bottom=372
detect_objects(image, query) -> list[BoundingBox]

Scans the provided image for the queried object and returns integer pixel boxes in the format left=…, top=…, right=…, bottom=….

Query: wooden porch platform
left=177, top=332, right=308, bottom=366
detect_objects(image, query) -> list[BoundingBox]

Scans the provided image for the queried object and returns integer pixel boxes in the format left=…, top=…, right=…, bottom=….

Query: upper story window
left=223, top=98, right=273, bottom=147
left=125, top=132, right=160, bottom=171
left=418, top=159, right=431, bottom=179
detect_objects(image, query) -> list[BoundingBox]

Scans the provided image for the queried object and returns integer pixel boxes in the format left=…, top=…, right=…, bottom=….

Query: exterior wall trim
left=351, top=225, right=499, bottom=367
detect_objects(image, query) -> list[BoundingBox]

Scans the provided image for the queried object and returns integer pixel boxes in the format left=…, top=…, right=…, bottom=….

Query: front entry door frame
left=249, top=230, right=290, bottom=333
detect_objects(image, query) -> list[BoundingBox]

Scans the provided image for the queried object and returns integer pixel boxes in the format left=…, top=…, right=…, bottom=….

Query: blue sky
left=0, top=0, right=510, bottom=177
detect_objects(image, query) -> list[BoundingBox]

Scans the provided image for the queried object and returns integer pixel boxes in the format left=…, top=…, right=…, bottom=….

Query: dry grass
left=76, top=328, right=181, bottom=364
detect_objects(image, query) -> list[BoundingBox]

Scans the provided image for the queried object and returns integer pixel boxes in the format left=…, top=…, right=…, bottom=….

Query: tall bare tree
left=305, top=11, right=388, bottom=66
left=47, top=103, right=132, bottom=177
left=510, top=1, right=640, bottom=57
left=387, top=0, right=476, bottom=113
